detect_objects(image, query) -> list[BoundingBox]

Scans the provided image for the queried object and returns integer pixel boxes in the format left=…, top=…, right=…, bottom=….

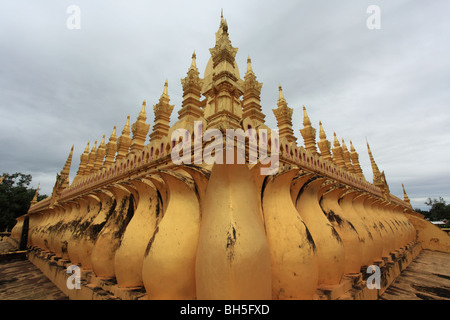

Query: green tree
left=423, top=197, right=450, bottom=222
left=0, top=172, right=47, bottom=231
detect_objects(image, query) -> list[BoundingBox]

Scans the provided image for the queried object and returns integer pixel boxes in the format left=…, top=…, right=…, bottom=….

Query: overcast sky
left=1, top=0, right=449, bottom=210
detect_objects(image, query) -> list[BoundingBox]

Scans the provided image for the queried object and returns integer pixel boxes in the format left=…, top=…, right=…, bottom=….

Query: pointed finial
left=30, top=183, right=40, bottom=205
left=221, top=8, right=223, bottom=19
left=342, top=138, right=347, bottom=149
left=402, top=183, right=411, bottom=204
left=111, top=126, right=117, bottom=139
left=247, top=55, right=253, bottom=73
left=319, top=121, right=327, bottom=140
left=162, top=79, right=169, bottom=97
left=302, top=105, right=311, bottom=126
left=350, top=140, right=356, bottom=152
left=278, top=84, right=284, bottom=100
left=191, top=51, right=197, bottom=68
left=61, top=145, right=74, bottom=177
left=139, top=100, right=147, bottom=118
left=333, top=132, right=340, bottom=146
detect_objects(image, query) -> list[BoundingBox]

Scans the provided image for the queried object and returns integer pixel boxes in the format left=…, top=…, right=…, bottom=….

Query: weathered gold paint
left=263, top=167, right=319, bottom=299
left=196, top=162, right=272, bottom=300
left=142, top=171, right=200, bottom=299
left=92, top=184, right=134, bottom=278
left=320, top=187, right=363, bottom=274
left=115, top=178, right=160, bottom=288
left=294, top=177, right=345, bottom=285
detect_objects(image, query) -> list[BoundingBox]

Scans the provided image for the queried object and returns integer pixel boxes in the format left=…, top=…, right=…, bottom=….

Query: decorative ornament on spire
left=317, top=121, right=332, bottom=162
left=402, top=183, right=411, bottom=206
left=178, top=52, right=204, bottom=122
left=332, top=132, right=346, bottom=168
left=300, top=106, right=317, bottom=154
left=59, top=145, right=74, bottom=189
left=104, top=126, right=118, bottom=167
left=349, top=141, right=364, bottom=179
left=150, top=80, right=175, bottom=142
left=203, top=12, right=243, bottom=130
left=366, top=140, right=390, bottom=199
left=116, top=115, right=132, bottom=160
left=242, top=55, right=265, bottom=124
left=30, top=183, right=40, bottom=207
left=341, top=139, right=354, bottom=173
left=74, top=142, right=90, bottom=183
left=366, top=140, right=382, bottom=184
left=131, top=100, right=151, bottom=153
left=94, top=135, right=106, bottom=170
left=273, top=85, right=296, bottom=143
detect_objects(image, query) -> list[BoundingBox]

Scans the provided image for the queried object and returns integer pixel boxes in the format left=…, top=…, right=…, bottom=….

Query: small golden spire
left=163, top=79, right=169, bottom=97
left=61, top=145, right=74, bottom=176
left=349, top=141, right=364, bottom=179
left=402, top=184, right=411, bottom=206
left=138, top=100, right=147, bottom=120
left=103, top=126, right=118, bottom=167
left=100, top=135, right=106, bottom=147
left=73, top=142, right=90, bottom=182
left=131, top=100, right=151, bottom=153
left=122, top=115, right=131, bottom=135
left=278, top=84, right=285, bottom=102
left=342, top=139, right=354, bottom=173
left=333, top=132, right=340, bottom=147
left=111, top=125, right=117, bottom=139
left=92, top=140, right=97, bottom=152
left=191, top=51, right=197, bottom=69
left=60, top=145, right=74, bottom=188
left=30, top=183, right=40, bottom=206
left=247, top=56, right=253, bottom=73
left=302, top=106, right=311, bottom=126
left=300, top=105, right=317, bottom=154
left=84, top=141, right=90, bottom=153
left=319, top=121, right=327, bottom=141
left=366, top=140, right=383, bottom=187
left=332, top=132, right=346, bottom=168
left=273, top=84, right=296, bottom=143
left=317, top=121, right=332, bottom=162
left=117, top=115, right=132, bottom=160
left=150, top=81, right=174, bottom=143
left=350, top=140, right=356, bottom=152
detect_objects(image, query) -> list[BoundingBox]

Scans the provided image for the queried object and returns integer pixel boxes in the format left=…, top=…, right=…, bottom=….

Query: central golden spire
left=203, top=12, right=244, bottom=130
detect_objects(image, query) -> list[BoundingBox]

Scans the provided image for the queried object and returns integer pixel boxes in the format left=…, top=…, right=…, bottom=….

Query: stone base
left=27, top=241, right=422, bottom=300
left=336, top=241, right=422, bottom=300
left=27, top=248, right=146, bottom=300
